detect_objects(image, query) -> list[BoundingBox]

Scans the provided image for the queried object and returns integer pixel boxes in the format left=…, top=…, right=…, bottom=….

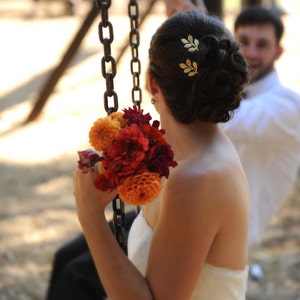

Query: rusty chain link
left=96, top=0, right=126, bottom=253
left=97, top=0, right=118, bottom=115
left=128, top=0, right=142, bottom=108
left=96, top=0, right=143, bottom=254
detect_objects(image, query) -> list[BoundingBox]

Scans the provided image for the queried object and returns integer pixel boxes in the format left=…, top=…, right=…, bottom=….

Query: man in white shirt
left=222, top=6, right=300, bottom=252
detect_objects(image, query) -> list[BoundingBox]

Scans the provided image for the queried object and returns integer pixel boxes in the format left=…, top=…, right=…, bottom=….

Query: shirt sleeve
left=221, top=89, right=300, bottom=146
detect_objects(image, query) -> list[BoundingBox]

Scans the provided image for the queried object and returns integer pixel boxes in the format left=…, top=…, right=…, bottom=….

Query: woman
left=73, top=11, right=249, bottom=299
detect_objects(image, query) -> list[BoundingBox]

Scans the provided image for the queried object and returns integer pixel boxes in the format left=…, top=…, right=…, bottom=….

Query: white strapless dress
left=128, top=210, right=249, bottom=300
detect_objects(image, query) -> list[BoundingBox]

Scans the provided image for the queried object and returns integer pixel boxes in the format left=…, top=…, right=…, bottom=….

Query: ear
left=146, top=70, right=159, bottom=96
left=275, top=44, right=284, bottom=60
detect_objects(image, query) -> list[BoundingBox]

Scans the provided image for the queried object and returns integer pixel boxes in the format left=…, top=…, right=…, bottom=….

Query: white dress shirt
left=222, top=69, right=300, bottom=250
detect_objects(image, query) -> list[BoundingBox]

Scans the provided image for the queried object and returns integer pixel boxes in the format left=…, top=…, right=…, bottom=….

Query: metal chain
left=96, top=0, right=127, bottom=253
left=96, top=0, right=143, bottom=253
left=128, top=0, right=142, bottom=215
left=128, top=0, right=142, bottom=108
left=97, top=0, right=118, bottom=115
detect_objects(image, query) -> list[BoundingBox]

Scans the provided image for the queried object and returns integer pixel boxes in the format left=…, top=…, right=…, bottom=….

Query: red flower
left=77, top=106, right=177, bottom=205
left=102, top=124, right=149, bottom=186
left=94, top=173, right=116, bottom=191
left=147, top=144, right=177, bottom=178
left=123, top=106, right=152, bottom=126
left=141, top=124, right=177, bottom=178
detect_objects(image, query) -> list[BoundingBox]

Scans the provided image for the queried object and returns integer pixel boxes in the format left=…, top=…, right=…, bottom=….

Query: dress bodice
left=128, top=210, right=248, bottom=300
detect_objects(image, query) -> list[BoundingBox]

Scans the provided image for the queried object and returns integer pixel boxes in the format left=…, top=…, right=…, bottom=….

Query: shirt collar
left=244, top=69, right=280, bottom=99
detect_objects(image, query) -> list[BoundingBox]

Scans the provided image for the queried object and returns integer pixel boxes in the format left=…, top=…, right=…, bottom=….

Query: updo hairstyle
left=148, top=11, right=248, bottom=124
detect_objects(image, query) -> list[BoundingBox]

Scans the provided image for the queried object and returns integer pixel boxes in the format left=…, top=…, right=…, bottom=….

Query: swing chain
left=96, top=0, right=127, bottom=253
left=128, top=0, right=142, bottom=108
left=97, top=0, right=118, bottom=115
left=112, top=195, right=128, bottom=253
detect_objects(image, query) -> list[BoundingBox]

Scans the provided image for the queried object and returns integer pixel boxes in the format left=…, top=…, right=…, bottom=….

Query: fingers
left=73, top=168, right=92, bottom=199
left=165, top=0, right=207, bottom=17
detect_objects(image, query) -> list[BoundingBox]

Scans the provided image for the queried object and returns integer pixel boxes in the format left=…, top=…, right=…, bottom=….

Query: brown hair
left=149, top=11, right=248, bottom=124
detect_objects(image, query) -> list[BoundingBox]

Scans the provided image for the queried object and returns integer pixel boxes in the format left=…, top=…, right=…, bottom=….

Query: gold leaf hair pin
left=179, top=35, right=199, bottom=77
left=181, top=35, right=199, bottom=52
left=179, top=59, right=198, bottom=77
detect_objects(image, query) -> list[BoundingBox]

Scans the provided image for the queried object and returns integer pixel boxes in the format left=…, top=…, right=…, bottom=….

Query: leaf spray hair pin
left=181, top=35, right=199, bottom=52
left=179, top=35, right=199, bottom=77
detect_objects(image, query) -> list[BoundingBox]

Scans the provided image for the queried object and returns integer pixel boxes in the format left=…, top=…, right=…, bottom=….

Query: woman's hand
left=73, top=168, right=117, bottom=230
left=164, top=0, right=207, bottom=17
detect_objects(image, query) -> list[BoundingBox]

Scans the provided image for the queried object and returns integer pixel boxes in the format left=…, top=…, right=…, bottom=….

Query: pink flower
left=77, top=150, right=101, bottom=173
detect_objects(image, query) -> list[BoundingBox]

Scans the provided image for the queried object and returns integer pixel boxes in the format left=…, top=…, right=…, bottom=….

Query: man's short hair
left=234, top=6, right=284, bottom=43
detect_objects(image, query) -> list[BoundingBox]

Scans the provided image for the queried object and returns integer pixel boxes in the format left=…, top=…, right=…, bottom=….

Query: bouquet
left=77, top=106, right=177, bottom=206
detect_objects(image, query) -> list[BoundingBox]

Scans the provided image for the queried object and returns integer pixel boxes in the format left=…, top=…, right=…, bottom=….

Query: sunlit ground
left=0, top=0, right=299, bottom=299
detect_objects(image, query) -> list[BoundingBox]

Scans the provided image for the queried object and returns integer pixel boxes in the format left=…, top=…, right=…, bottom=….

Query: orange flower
left=109, top=112, right=128, bottom=128
left=89, top=117, right=121, bottom=152
left=117, top=172, right=162, bottom=205
left=97, top=161, right=105, bottom=174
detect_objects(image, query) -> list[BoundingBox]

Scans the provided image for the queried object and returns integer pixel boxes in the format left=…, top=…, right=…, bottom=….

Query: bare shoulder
left=162, top=151, right=249, bottom=227
left=148, top=143, right=249, bottom=281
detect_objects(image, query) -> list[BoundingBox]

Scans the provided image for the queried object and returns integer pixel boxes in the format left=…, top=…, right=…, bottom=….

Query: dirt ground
left=0, top=0, right=300, bottom=299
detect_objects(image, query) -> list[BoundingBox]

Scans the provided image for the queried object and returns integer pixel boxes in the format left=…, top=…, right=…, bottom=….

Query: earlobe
left=147, top=70, right=159, bottom=96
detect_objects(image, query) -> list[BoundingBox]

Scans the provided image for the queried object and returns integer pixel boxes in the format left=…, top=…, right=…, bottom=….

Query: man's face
left=235, top=24, right=283, bottom=83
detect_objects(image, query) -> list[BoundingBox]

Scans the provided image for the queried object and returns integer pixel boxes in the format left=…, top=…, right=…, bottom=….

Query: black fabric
left=46, top=210, right=137, bottom=300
